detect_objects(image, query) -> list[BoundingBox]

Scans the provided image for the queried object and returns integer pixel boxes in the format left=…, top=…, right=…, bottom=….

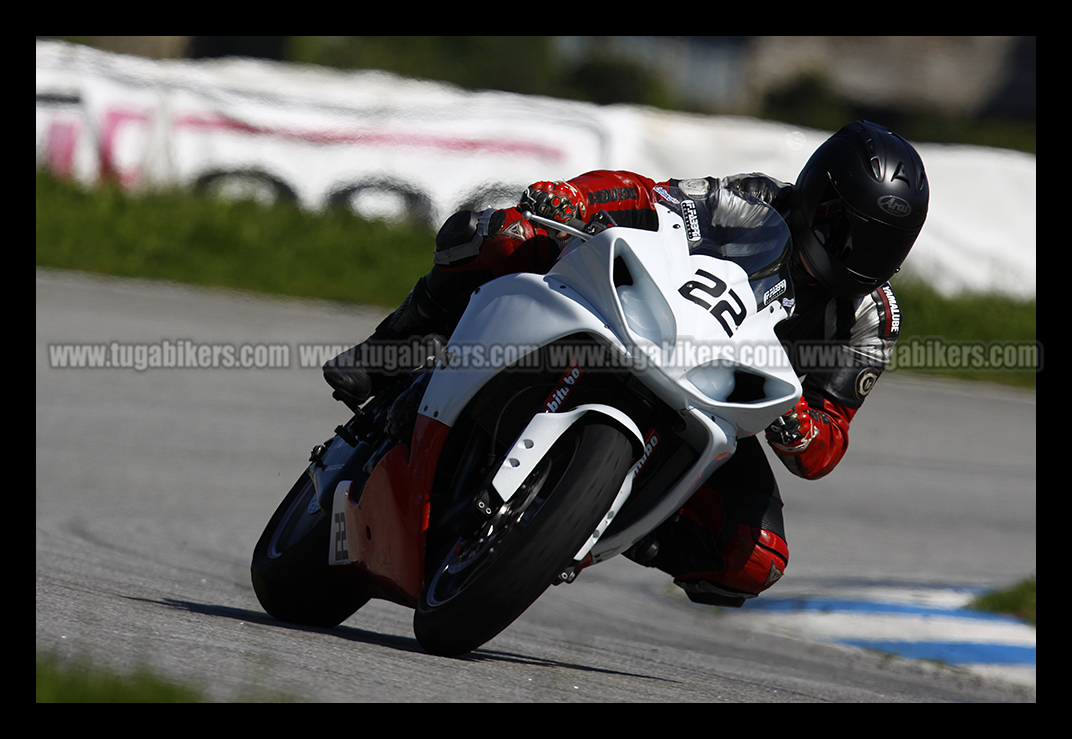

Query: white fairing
left=418, top=203, right=802, bottom=563
left=490, top=404, right=643, bottom=504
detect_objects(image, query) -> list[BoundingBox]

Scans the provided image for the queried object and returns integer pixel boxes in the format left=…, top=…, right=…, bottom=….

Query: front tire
left=414, top=419, right=633, bottom=657
left=251, top=473, right=369, bottom=627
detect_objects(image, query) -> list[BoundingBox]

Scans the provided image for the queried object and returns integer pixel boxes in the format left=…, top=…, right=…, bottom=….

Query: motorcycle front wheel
left=250, top=472, right=369, bottom=627
left=413, top=418, right=634, bottom=657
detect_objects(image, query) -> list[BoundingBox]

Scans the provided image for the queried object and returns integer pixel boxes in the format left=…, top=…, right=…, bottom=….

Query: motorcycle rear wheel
left=251, top=473, right=369, bottom=627
left=414, top=418, right=633, bottom=657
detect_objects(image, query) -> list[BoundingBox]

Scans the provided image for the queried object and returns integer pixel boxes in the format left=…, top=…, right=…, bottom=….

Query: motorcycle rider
left=323, top=120, right=929, bottom=607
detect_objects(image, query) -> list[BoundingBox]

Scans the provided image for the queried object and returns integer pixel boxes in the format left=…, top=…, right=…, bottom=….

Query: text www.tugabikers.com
left=47, top=336, right=1043, bottom=374
left=48, top=339, right=291, bottom=371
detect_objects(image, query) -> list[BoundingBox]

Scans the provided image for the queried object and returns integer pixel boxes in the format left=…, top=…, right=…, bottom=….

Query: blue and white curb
left=716, top=583, right=1035, bottom=689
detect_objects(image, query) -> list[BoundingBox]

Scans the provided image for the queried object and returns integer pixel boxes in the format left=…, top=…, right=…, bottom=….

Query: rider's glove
left=765, top=397, right=819, bottom=454
left=520, top=181, right=587, bottom=238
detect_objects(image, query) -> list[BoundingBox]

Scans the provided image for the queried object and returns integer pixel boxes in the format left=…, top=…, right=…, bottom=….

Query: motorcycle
left=251, top=185, right=803, bottom=657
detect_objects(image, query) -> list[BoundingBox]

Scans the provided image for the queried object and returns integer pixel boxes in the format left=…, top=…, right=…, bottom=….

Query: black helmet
left=790, top=120, right=929, bottom=298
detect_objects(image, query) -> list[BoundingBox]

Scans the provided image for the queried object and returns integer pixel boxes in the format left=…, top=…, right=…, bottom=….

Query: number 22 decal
left=678, top=268, right=748, bottom=337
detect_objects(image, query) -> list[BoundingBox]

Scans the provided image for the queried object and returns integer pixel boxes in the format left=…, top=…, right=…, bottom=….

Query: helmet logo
left=877, top=194, right=912, bottom=217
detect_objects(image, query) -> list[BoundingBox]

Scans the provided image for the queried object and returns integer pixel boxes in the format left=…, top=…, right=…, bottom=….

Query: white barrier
left=36, top=40, right=1035, bottom=299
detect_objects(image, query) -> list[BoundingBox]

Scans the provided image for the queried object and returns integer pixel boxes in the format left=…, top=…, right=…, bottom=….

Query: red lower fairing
left=333, top=414, right=452, bottom=607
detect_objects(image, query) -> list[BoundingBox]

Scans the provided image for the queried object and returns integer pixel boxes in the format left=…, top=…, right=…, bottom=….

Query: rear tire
left=413, top=419, right=633, bottom=657
left=251, top=473, right=369, bottom=627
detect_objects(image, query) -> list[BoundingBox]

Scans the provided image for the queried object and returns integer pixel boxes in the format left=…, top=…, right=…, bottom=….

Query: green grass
left=36, top=170, right=1036, bottom=388
left=36, top=653, right=207, bottom=703
left=890, top=276, right=1036, bottom=348
left=969, top=574, right=1036, bottom=627
left=887, top=276, right=1037, bottom=388
left=35, top=171, right=434, bottom=308
left=36, top=651, right=299, bottom=703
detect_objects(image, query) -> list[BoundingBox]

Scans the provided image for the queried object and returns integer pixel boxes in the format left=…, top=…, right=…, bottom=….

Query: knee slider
left=722, top=526, right=788, bottom=596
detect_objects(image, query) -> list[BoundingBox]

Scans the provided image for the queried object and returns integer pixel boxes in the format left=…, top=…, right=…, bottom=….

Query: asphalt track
left=35, top=268, right=1036, bottom=702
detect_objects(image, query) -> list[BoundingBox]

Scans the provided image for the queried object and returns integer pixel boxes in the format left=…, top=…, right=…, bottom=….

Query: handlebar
left=521, top=211, right=592, bottom=241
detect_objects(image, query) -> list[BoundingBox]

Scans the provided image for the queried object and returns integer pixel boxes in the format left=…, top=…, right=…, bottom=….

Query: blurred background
left=40, top=36, right=1036, bottom=151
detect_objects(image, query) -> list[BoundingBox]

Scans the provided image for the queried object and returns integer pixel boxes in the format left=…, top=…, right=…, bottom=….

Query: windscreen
left=664, top=186, right=793, bottom=310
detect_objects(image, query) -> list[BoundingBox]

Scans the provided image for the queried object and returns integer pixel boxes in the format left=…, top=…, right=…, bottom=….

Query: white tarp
left=36, top=40, right=1035, bottom=299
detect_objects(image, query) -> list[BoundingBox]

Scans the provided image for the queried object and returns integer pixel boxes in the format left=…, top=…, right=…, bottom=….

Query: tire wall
left=35, top=40, right=1035, bottom=298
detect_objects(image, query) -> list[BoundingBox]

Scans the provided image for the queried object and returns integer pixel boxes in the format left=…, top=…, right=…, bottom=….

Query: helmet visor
left=809, top=181, right=919, bottom=286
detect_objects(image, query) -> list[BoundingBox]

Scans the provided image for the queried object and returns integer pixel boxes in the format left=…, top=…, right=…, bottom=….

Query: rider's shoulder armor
left=719, top=173, right=794, bottom=218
